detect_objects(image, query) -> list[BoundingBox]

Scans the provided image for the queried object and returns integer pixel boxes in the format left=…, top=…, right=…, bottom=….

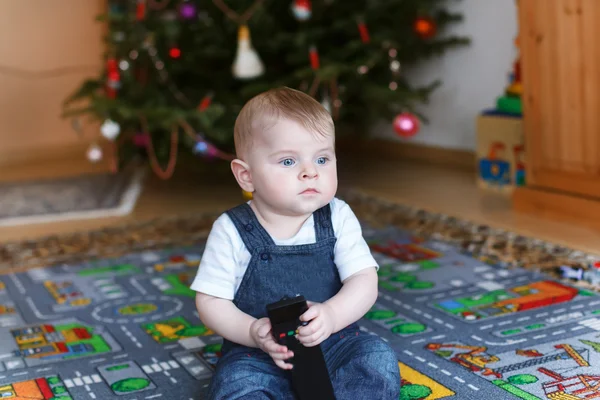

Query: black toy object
left=266, top=295, right=336, bottom=400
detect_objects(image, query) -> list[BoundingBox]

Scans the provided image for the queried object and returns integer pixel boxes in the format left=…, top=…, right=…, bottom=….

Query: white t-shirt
left=190, top=197, right=378, bottom=300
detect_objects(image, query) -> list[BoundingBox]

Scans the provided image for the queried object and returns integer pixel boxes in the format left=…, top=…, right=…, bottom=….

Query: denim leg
left=323, top=329, right=401, bottom=400
left=207, top=348, right=295, bottom=400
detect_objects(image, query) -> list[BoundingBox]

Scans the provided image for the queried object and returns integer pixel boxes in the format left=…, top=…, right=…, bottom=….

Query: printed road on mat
left=0, top=223, right=599, bottom=399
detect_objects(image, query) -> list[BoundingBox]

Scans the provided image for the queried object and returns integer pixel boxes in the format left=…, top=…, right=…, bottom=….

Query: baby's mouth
left=300, top=188, right=319, bottom=194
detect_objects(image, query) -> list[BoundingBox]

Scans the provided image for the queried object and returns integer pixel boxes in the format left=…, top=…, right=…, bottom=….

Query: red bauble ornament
left=357, top=18, right=370, bottom=43
left=136, top=0, right=146, bottom=21
left=393, top=113, right=420, bottom=137
left=292, top=0, right=311, bottom=21
left=106, top=58, right=118, bottom=71
left=169, top=47, right=181, bottom=58
left=105, top=58, right=120, bottom=99
left=198, top=93, right=213, bottom=111
left=309, top=45, right=319, bottom=70
left=413, top=16, right=437, bottom=39
left=108, top=70, right=120, bottom=81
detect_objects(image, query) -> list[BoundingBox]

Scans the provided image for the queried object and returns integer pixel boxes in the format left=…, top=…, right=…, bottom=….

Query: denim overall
left=208, top=202, right=400, bottom=400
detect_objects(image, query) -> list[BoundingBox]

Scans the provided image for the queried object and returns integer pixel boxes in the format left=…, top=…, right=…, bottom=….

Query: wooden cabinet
left=0, top=0, right=108, bottom=177
left=514, top=0, right=600, bottom=224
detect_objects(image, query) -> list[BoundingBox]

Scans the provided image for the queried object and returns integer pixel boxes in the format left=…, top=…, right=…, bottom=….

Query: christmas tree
left=64, top=0, right=469, bottom=178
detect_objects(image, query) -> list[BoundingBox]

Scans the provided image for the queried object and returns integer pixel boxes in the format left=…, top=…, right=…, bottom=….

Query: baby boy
left=191, top=87, right=400, bottom=399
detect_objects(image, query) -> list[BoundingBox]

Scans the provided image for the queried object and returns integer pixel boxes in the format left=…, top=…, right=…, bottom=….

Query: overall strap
left=225, top=203, right=275, bottom=252
left=313, top=203, right=335, bottom=241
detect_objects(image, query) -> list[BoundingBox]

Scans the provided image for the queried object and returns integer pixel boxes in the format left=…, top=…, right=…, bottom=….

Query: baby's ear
left=231, top=159, right=254, bottom=193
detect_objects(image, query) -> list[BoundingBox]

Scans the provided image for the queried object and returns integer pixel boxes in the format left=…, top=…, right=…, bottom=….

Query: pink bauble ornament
left=393, top=112, right=420, bottom=137
left=206, top=144, right=219, bottom=158
left=179, top=2, right=196, bottom=19
left=133, top=133, right=150, bottom=147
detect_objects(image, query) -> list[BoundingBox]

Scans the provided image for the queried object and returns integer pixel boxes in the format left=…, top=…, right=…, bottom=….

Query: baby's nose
left=301, top=166, right=318, bottom=179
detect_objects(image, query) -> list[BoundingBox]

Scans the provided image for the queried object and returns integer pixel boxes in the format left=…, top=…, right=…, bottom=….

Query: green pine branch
left=63, top=0, right=470, bottom=166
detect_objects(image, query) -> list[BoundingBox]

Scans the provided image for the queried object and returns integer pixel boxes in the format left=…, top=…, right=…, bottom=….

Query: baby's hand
left=297, top=301, right=336, bottom=347
left=250, top=317, right=294, bottom=370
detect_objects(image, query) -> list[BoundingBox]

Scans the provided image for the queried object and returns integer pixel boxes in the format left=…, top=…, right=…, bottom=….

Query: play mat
left=0, top=189, right=599, bottom=399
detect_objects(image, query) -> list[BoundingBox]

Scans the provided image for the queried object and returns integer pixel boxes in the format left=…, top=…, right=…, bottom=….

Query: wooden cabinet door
left=519, top=0, right=600, bottom=198
left=0, top=0, right=105, bottom=168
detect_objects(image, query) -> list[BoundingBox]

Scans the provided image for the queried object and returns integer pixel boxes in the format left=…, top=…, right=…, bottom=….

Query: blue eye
left=316, top=157, right=328, bottom=165
left=280, top=158, right=295, bottom=167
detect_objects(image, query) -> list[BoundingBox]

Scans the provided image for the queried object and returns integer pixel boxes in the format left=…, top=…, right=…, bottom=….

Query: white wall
left=371, top=0, right=518, bottom=151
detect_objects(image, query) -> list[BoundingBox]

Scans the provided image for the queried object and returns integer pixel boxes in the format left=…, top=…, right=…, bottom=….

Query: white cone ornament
left=100, top=119, right=121, bottom=141
left=232, top=25, right=265, bottom=79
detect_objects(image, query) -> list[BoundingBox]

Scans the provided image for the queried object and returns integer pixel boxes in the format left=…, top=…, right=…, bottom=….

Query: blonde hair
left=233, top=87, right=334, bottom=158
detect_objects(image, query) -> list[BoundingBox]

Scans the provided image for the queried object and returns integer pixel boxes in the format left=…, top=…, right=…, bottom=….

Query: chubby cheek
left=320, top=169, right=338, bottom=197
left=256, top=169, right=297, bottom=196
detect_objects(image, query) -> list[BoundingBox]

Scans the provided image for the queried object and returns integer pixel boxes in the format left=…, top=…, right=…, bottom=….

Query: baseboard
left=0, top=141, right=111, bottom=182
left=513, top=185, right=600, bottom=227
left=337, top=138, right=476, bottom=171
left=1, top=137, right=476, bottom=182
